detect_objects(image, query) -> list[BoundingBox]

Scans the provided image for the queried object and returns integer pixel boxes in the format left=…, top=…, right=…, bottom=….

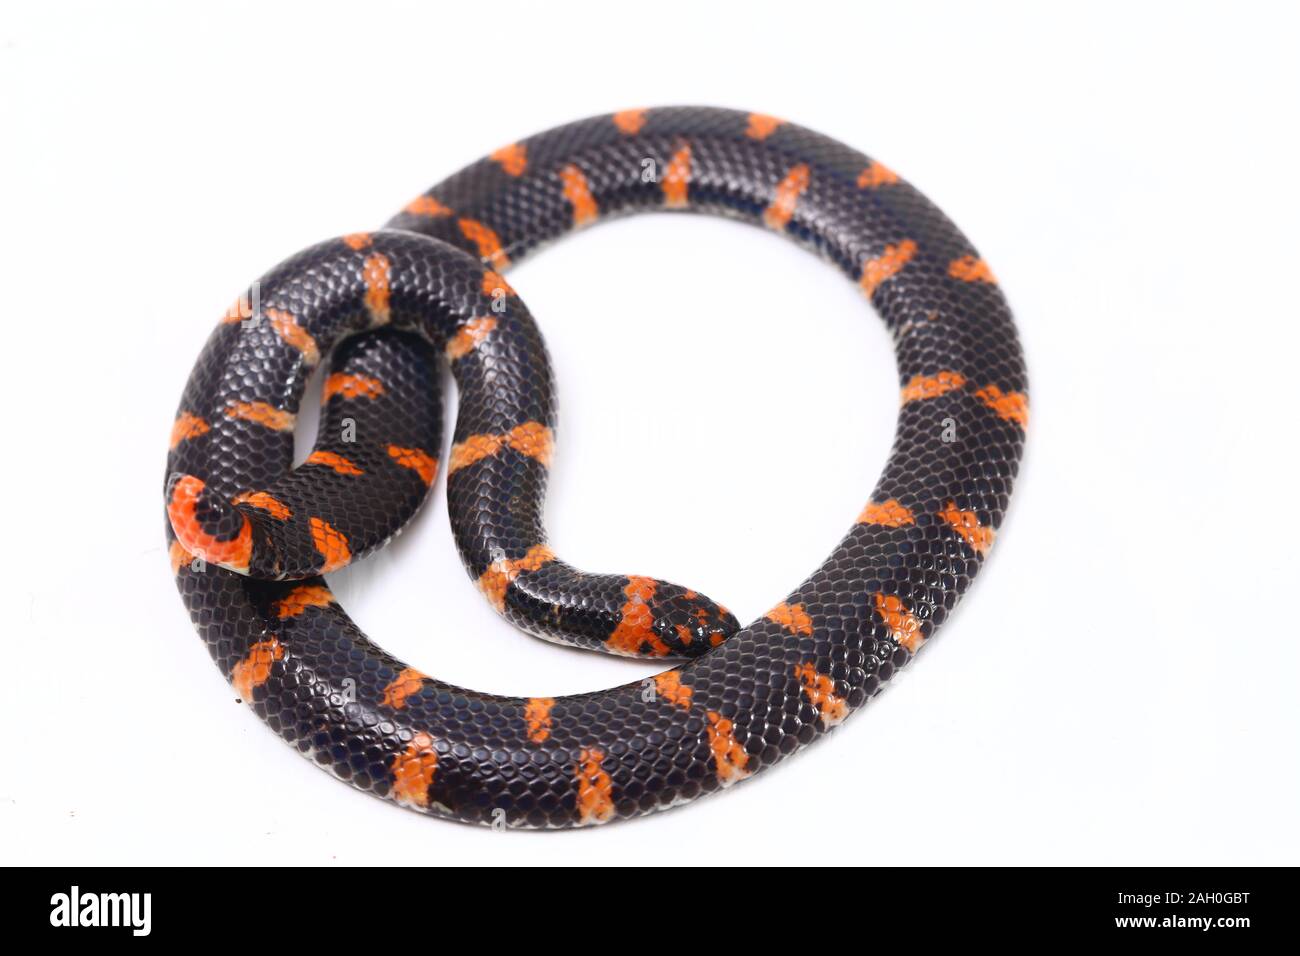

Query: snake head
left=645, top=583, right=740, bottom=658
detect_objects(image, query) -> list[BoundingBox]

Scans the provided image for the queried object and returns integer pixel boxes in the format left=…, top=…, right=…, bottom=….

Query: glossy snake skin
left=164, top=107, right=1027, bottom=828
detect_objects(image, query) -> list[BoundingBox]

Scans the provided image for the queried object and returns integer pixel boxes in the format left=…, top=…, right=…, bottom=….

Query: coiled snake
left=165, top=107, right=1027, bottom=828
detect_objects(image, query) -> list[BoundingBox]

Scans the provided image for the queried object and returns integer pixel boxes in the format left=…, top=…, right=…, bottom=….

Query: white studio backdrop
left=0, top=1, right=1296, bottom=865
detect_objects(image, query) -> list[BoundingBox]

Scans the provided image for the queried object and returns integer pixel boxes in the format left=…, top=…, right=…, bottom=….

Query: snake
left=164, top=106, right=1028, bottom=828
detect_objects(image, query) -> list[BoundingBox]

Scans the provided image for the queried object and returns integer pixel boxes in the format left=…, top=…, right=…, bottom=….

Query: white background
left=2, top=1, right=1297, bottom=866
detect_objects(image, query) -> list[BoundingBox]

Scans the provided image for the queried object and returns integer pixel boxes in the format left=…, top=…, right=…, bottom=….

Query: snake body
left=165, top=107, right=1027, bottom=827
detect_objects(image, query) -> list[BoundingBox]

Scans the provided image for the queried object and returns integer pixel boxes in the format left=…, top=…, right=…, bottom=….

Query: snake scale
left=164, top=106, right=1028, bottom=828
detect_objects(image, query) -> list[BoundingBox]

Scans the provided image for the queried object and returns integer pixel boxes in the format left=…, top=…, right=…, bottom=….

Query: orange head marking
left=607, top=576, right=672, bottom=657
left=342, top=232, right=373, bottom=250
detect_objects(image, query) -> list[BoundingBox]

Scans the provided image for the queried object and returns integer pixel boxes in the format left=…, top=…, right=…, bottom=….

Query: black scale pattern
left=164, top=107, right=1027, bottom=828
